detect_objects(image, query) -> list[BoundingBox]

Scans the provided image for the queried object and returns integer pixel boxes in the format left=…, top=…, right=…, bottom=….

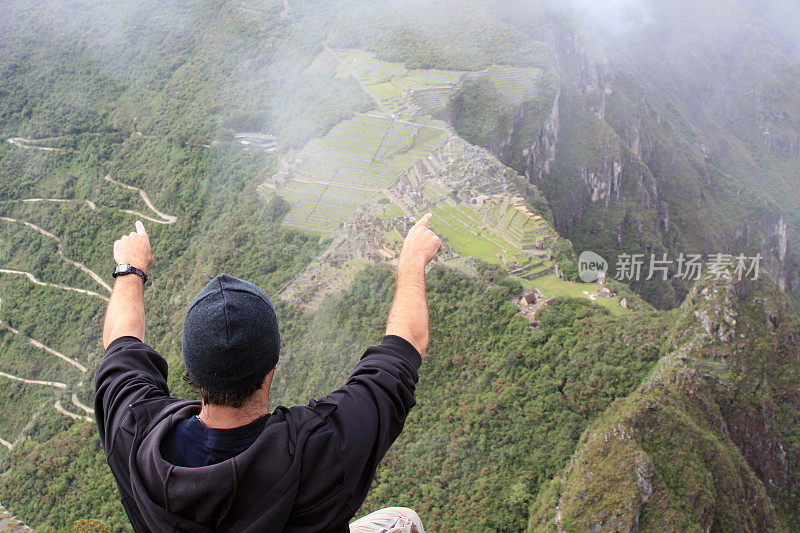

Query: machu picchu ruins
left=270, top=48, right=625, bottom=316
left=278, top=137, right=562, bottom=311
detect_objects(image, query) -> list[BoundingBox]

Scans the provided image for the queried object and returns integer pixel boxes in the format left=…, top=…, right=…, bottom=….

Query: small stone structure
left=517, top=288, right=555, bottom=323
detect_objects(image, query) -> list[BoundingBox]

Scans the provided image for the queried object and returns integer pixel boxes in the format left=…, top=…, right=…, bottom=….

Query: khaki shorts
left=349, top=507, right=425, bottom=533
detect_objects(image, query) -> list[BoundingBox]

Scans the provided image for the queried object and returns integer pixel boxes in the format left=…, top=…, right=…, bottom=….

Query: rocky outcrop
left=582, top=157, right=622, bottom=206
left=524, top=89, right=560, bottom=183
left=734, top=212, right=798, bottom=294
left=529, top=277, right=800, bottom=530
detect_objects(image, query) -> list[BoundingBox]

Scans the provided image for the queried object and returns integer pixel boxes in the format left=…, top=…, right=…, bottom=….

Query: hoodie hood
left=131, top=401, right=329, bottom=532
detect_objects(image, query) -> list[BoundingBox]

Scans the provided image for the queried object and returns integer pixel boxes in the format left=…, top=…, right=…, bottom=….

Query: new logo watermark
left=578, top=251, right=762, bottom=282
left=578, top=250, right=608, bottom=283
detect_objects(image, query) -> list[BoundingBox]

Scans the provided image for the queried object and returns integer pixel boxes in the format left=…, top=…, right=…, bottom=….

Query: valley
left=0, top=170, right=178, bottom=451
left=0, top=0, right=798, bottom=530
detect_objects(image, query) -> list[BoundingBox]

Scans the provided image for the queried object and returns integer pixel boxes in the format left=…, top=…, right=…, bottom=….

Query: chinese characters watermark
left=578, top=251, right=762, bottom=283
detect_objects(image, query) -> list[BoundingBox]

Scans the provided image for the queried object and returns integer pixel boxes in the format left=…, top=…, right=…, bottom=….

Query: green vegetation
left=272, top=265, right=674, bottom=530
left=447, top=77, right=511, bottom=147
left=0, top=2, right=334, bottom=527
left=346, top=3, right=552, bottom=71
left=1, top=0, right=799, bottom=531
left=526, top=274, right=626, bottom=315
left=276, top=114, right=447, bottom=234
left=431, top=214, right=506, bottom=263
left=446, top=66, right=558, bottom=167
left=1, top=424, right=124, bottom=529
left=531, top=278, right=800, bottom=530
left=467, top=66, right=545, bottom=107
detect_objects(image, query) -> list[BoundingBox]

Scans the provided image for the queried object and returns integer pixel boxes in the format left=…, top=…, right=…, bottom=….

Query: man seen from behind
left=95, top=215, right=442, bottom=532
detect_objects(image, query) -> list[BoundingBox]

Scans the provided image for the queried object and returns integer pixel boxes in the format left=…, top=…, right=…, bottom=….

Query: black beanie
left=182, top=274, right=280, bottom=394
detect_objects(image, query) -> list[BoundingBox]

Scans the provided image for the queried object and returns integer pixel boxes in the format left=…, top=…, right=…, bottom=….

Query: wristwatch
left=112, top=263, right=148, bottom=284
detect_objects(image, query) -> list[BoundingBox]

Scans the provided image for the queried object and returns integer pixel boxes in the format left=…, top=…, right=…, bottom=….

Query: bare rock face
left=583, top=158, right=622, bottom=206
left=525, top=90, right=560, bottom=183
left=734, top=212, right=800, bottom=295
left=692, top=283, right=737, bottom=344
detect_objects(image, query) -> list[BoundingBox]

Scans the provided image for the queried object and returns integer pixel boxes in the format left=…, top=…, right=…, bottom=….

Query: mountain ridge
left=0, top=1, right=798, bottom=530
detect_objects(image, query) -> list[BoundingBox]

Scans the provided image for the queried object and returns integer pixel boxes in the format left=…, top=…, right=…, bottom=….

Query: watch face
left=120, top=264, right=131, bottom=273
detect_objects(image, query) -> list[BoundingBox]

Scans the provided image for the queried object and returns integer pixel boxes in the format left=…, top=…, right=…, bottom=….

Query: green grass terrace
left=334, top=49, right=464, bottom=113
left=277, top=114, right=448, bottom=234
left=524, top=273, right=628, bottom=316
left=463, top=65, right=545, bottom=106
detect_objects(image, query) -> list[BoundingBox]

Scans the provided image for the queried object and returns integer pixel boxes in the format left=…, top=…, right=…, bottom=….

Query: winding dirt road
left=0, top=321, right=87, bottom=373
left=70, top=393, right=94, bottom=415
left=6, top=137, right=64, bottom=152
left=54, top=400, right=92, bottom=423
left=104, top=174, right=177, bottom=224
left=0, top=216, right=112, bottom=293
left=0, top=268, right=108, bottom=301
left=7, top=136, right=177, bottom=223
left=0, top=172, right=179, bottom=305
left=0, top=369, right=95, bottom=427
left=19, top=198, right=96, bottom=210
left=0, top=370, right=67, bottom=389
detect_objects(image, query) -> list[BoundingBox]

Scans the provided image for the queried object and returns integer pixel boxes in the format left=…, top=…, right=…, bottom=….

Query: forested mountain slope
left=530, top=276, right=800, bottom=531
left=0, top=1, right=798, bottom=531
left=444, top=0, right=800, bottom=308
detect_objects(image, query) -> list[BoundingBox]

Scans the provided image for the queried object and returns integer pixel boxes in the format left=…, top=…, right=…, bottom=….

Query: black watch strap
left=113, top=263, right=148, bottom=284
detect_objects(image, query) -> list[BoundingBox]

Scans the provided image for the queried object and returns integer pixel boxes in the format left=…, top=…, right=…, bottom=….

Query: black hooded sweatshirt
left=94, top=335, right=421, bottom=532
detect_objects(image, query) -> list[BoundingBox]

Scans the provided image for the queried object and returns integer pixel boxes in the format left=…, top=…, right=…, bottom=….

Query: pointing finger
left=135, top=220, right=147, bottom=235
left=415, top=213, right=433, bottom=227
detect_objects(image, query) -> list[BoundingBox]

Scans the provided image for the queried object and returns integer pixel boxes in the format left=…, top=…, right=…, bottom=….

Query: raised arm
left=102, top=221, right=154, bottom=349
left=290, top=215, right=440, bottom=523
left=385, top=213, right=442, bottom=356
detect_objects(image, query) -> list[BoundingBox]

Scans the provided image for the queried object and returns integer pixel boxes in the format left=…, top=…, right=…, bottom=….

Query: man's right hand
left=387, top=213, right=441, bottom=356
left=398, top=213, right=442, bottom=270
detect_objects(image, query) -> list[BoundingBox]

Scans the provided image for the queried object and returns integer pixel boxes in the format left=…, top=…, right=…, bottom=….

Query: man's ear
left=262, top=368, right=276, bottom=389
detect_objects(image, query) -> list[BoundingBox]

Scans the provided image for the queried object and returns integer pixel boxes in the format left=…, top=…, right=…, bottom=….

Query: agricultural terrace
left=278, top=114, right=448, bottom=234
left=333, top=49, right=464, bottom=114
left=525, top=273, right=627, bottom=315
left=425, top=196, right=625, bottom=311
left=463, top=65, right=544, bottom=106
left=486, top=198, right=556, bottom=250
left=415, top=183, right=552, bottom=275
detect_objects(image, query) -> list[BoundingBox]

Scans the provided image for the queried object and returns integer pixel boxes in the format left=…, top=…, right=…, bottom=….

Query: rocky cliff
left=528, top=276, right=800, bottom=531
left=456, top=20, right=800, bottom=307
